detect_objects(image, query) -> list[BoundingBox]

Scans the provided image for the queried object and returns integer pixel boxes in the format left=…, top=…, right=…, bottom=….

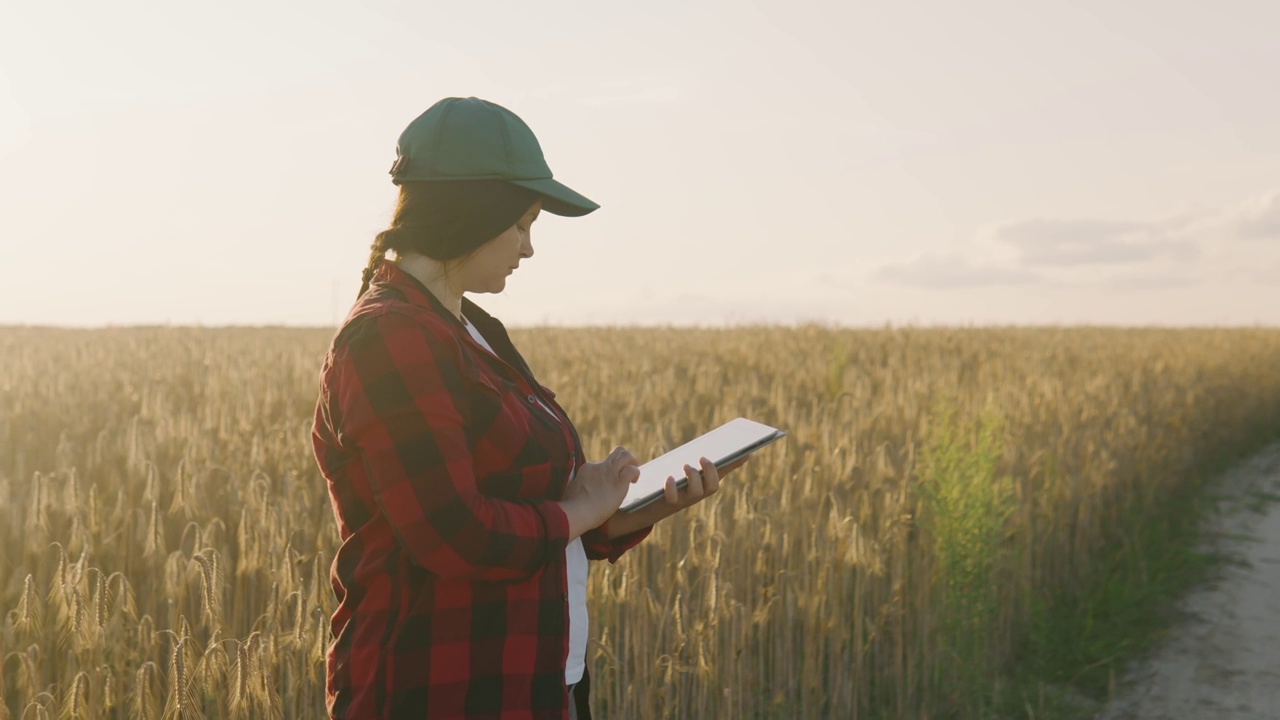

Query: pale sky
left=2, top=0, right=1278, bottom=327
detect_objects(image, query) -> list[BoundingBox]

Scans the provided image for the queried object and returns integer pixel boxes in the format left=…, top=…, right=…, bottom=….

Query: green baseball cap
left=389, top=97, right=600, bottom=217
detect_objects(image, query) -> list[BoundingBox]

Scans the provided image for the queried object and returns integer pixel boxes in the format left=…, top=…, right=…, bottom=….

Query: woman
left=311, top=97, right=748, bottom=720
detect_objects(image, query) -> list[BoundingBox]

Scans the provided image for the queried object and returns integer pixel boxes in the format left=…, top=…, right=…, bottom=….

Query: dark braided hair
left=358, top=234, right=389, bottom=299
left=357, top=180, right=541, bottom=300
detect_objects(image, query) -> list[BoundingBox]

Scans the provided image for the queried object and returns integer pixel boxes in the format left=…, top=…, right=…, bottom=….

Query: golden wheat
left=2, top=325, right=1279, bottom=718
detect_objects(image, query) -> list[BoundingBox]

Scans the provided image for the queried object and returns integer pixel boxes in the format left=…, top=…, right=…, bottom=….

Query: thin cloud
left=1234, top=189, right=1280, bottom=240
left=1089, top=271, right=1204, bottom=292
left=877, top=255, right=1040, bottom=288
left=995, top=218, right=1200, bottom=267
left=877, top=188, right=1280, bottom=291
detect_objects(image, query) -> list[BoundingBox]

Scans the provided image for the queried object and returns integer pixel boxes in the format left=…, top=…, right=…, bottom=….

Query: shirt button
left=527, top=394, right=537, bottom=403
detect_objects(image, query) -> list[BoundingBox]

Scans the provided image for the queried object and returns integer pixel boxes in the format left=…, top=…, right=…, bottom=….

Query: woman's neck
left=393, top=253, right=464, bottom=321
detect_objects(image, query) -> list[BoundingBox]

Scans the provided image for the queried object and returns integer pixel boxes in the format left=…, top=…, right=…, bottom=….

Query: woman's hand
left=661, top=456, right=720, bottom=510
left=558, top=446, right=640, bottom=539
left=603, top=454, right=752, bottom=539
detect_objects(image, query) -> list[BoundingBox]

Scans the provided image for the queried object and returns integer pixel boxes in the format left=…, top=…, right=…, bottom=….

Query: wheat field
left=2, top=325, right=1279, bottom=719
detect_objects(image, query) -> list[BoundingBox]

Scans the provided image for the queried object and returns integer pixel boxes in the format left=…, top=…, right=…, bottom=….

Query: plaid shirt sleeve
left=581, top=523, right=650, bottom=563
left=334, top=310, right=571, bottom=583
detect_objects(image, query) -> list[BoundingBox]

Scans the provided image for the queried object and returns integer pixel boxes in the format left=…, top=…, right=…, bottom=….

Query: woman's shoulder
left=330, top=291, right=461, bottom=360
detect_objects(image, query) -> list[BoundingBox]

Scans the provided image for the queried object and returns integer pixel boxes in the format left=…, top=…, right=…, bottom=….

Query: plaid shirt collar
left=368, top=258, right=544, bottom=398
left=371, top=257, right=504, bottom=334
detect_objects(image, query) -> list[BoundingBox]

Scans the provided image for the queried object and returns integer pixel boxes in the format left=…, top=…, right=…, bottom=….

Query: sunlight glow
left=0, top=71, right=31, bottom=155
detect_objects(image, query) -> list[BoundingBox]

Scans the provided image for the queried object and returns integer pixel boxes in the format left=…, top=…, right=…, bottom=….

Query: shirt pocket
left=465, top=371, right=568, bottom=500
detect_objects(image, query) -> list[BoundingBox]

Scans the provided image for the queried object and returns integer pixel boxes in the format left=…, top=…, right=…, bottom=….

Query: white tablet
left=620, top=417, right=786, bottom=513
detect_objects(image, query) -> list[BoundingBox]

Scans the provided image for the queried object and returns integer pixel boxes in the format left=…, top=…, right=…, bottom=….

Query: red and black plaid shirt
left=311, top=259, right=651, bottom=719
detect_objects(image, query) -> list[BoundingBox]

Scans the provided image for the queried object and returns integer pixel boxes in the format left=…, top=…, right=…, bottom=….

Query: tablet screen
left=620, top=417, right=785, bottom=513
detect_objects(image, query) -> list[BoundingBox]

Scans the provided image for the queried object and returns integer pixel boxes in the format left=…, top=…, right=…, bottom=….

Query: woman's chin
left=466, top=277, right=508, bottom=295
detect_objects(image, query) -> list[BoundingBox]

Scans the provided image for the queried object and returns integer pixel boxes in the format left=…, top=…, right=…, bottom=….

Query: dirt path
left=1096, top=443, right=1280, bottom=720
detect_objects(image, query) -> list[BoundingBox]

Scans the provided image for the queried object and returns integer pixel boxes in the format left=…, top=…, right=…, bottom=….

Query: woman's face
left=457, top=198, right=542, bottom=294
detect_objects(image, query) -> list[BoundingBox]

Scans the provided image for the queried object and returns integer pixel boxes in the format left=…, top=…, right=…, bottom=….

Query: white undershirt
left=462, top=316, right=590, bottom=685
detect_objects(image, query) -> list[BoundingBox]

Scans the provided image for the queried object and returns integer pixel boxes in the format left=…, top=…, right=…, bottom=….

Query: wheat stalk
left=190, top=551, right=221, bottom=629
left=161, top=637, right=204, bottom=720
left=56, top=672, right=88, bottom=720
left=14, top=575, right=42, bottom=637
left=131, top=662, right=160, bottom=720
left=226, top=637, right=251, bottom=720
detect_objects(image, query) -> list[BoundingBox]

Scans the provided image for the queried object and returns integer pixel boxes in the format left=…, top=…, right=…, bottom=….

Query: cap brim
left=509, top=178, right=599, bottom=217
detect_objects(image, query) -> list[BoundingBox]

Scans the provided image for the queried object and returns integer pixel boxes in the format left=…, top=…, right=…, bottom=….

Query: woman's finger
left=609, top=447, right=631, bottom=476
left=700, top=457, right=720, bottom=495
left=663, top=476, right=680, bottom=505
left=683, top=463, right=704, bottom=499
left=608, top=446, right=627, bottom=466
